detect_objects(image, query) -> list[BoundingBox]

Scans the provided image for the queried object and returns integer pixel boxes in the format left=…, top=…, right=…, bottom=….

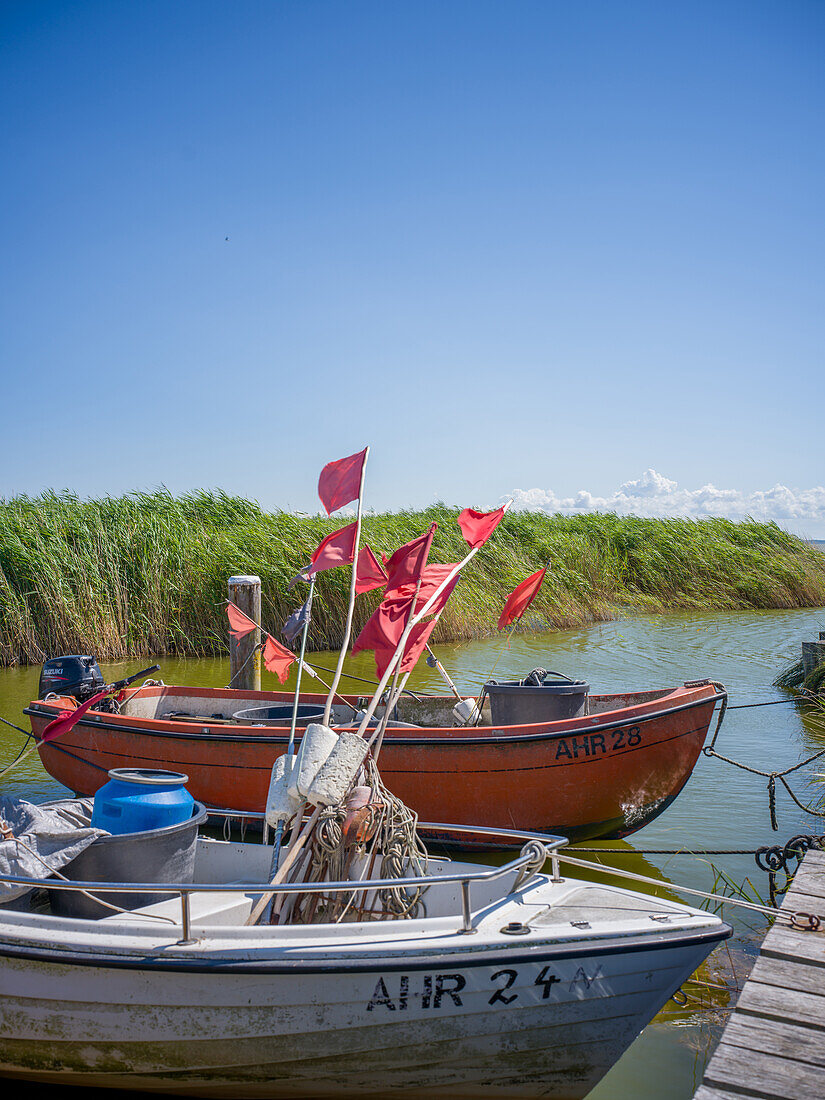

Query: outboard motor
left=39, top=655, right=106, bottom=703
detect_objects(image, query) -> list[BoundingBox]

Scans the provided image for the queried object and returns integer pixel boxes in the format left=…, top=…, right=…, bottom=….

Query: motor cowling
left=39, top=655, right=106, bottom=702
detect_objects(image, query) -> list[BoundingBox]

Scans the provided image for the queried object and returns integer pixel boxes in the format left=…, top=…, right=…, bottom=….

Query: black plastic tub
left=485, top=677, right=589, bottom=726
left=49, top=802, right=208, bottom=920
left=232, top=703, right=325, bottom=726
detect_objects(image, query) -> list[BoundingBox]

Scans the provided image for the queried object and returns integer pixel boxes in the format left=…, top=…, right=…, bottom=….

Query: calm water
left=1, top=606, right=824, bottom=1098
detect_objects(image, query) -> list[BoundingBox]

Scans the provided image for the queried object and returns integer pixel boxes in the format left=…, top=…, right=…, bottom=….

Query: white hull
left=0, top=838, right=730, bottom=1098
left=0, top=942, right=714, bottom=1098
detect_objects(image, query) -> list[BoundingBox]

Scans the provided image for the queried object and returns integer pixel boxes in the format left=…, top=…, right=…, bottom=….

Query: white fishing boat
left=0, top=818, right=729, bottom=1098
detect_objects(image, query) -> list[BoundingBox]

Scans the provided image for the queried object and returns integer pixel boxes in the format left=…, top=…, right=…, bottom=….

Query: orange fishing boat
left=26, top=676, right=725, bottom=845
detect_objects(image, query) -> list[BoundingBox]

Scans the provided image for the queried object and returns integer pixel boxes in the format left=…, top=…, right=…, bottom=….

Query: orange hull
left=26, top=682, right=724, bottom=845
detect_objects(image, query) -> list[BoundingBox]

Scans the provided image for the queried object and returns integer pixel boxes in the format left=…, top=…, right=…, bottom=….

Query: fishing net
left=280, top=757, right=429, bottom=925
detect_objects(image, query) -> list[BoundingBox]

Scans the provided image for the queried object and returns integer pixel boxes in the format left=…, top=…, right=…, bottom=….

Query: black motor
left=39, top=655, right=106, bottom=702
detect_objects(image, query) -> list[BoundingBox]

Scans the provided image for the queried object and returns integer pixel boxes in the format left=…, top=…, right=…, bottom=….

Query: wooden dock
left=694, top=848, right=825, bottom=1100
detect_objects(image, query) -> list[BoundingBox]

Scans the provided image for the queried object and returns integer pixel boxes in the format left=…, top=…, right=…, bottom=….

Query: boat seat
left=99, top=889, right=256, bottom=927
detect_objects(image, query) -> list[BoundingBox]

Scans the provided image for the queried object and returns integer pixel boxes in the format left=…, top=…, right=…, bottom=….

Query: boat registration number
left=553, top=724, right=642, bottom=761
left=366, top=963, right=602, bottom=1012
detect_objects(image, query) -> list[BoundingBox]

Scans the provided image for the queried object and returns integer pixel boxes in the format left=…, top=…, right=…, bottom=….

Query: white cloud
left=507, top=469, right=825, bottom=534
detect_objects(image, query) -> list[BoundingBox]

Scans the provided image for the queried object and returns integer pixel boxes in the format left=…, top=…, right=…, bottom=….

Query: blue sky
left=2, top=2, right=824, bottom=532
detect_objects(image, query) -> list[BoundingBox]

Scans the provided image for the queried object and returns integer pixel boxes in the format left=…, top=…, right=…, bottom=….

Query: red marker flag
left=398, top=618, right=440, bottom=675
left=318, top=447, right=368, bottom=515
left=388, top=563, right=460, bottom=617
left=227, top=602, right=258, bottom=640
left=353, top=562, right=460, bottom=678
left=457, top=505, right=506, bottom=549
left=355, top=545, right=388, bottom=595
left=263, top=635, right=295, bottom=684
left=353, top=595, right=409, bottom=659
left=40, top=689, right=112, bottom=744
left=384, top=524, right=437, bottom=592
left=498, top=568, right=547, bottom=630
left=307, top=523, right=357, bottom=576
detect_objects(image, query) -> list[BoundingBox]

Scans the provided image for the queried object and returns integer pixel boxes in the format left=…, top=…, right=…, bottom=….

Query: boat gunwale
left=25, top=683, right=725, bottom=748
left=0, top=922, right=733, bottom=973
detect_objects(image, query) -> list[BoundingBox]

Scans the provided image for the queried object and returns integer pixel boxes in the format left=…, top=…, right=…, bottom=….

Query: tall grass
left=1, top=490, right=824, bottom=667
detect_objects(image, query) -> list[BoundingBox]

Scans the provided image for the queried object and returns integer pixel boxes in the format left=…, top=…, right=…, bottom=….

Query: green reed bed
left=1, top=491, right=824, bottom=667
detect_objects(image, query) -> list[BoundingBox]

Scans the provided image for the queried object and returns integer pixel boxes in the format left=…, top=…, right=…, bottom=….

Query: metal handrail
left=0, top=823, right=566, bottom=938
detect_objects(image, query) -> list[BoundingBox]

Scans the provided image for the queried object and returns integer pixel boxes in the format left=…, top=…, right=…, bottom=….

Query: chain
left=702, top=681, right=825, bottom=830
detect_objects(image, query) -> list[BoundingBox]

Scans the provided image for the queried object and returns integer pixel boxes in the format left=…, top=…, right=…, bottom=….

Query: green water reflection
left=1, top=605, right=824, bottom=1098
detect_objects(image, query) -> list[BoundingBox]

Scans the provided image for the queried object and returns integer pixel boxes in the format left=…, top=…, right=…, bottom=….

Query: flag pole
left=322, top=446, right=369, bottom=726
left=266, top=575, right=316, bottom=897
left=285, top=576, right=316, bottom=758
left=369, top=571, right=424, bottom=756
left=425, top=644, right=462, bottom=701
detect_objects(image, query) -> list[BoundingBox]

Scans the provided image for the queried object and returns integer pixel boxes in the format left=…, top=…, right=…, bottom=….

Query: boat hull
left=0, top=932, right=724, bottom=1098
left=27, top=682, right=724, bottom=845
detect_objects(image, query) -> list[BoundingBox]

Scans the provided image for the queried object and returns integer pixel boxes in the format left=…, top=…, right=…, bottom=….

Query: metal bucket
left=485, top=676, right=589, bottom=726
left=232, top=703, right=325, bottom=726
left=49, top=802, right=208, bottom=920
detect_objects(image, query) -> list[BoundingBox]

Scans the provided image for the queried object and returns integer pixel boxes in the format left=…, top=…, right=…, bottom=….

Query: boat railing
left=0, top=822, right=566, bottom=941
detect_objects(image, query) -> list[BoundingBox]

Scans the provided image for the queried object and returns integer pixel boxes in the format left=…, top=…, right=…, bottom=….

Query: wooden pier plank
left=761, top=926, right=825, bottom=966
left=702, top=1040, right=825, bottom=1099
left=720, top=1015, right=825, bottom=1065
left=693, top=848, right=825, bottom=1100
left=737, top=954, right=825, bottom=998
left=736, top=979, right=825, bottom=1029
left=693, top=1089, right=749, bottom=1100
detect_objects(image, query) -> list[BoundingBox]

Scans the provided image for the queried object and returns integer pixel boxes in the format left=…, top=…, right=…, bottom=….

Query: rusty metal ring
left=790, top=911, right=821, bottom=932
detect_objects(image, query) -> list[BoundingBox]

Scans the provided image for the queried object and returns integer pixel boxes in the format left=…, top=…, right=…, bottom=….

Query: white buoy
left=265, top=755, right=302, bottom=827
left=288, top=723, right=339, bottom=800
left=307, top=731, right=369, bottom=807
left=451, top=697, right=478, bottom=726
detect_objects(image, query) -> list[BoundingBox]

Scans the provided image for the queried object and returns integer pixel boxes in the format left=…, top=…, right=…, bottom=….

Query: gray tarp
left=0, top=797, right=109, bottom=902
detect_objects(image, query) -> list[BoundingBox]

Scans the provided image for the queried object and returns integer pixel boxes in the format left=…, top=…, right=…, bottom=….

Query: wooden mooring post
left=802, top=631, right=825, bottom=679
left=228, top=575, right=261, bottom=691
left=694, top=849, right=825, bottom=1100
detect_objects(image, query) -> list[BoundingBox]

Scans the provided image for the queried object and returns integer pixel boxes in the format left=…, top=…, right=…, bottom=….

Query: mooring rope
left=573, top=835, right=825, bottom=907
left=727, top=698, right=805, bottom=709
left=556, top=849, right=825, bottom=930
left=289, top=756, right=428, bottom=925
left=702, top=681, right=825, bottom=830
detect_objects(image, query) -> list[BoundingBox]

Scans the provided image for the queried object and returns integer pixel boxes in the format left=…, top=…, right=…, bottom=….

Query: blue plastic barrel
left=90, top=768, right=195, bottom=835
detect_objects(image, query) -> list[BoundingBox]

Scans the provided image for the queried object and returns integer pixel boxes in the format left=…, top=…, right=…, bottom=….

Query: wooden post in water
left=801, top=631, right=825, bottom=679
left=228, top=575, right=261, bottom=691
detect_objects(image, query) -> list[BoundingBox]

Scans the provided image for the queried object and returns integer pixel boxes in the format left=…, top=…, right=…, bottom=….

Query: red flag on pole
left=457, top=505, right=506, bottom=549
left=40, top=689, right=112, bottom=744
left=353, top=596, right=409, bottom=659
left=263, top=635, right=295, bottom=684
left=498, top=568, right=547, bottom=630
left=383, top=524, right=437, bottom=592
left=387, top=563, right=460, bottom=616
left=353, top=562, right=460, bottom=678
left=398, top=618, right=440, bottom=675
left=318, top=447, right=368, bottom=515
left=227, top=602, right=258, bottom=640
left=355, top=545, right=388, bottom=595
left=307, top=522, right=358, bottom=576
